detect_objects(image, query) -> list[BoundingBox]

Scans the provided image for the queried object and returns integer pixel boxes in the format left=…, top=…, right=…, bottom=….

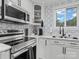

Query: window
left=66, top=8, right=77, bottom=26
left=56, top=9, right=65, bottom=26
left=56, top=7, right=77, bottom=27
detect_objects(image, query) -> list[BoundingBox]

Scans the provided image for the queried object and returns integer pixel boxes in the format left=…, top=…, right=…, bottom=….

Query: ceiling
left=31, top=0, right=79, bottom=6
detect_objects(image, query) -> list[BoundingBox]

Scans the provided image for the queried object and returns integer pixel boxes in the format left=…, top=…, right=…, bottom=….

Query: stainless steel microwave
left=0, top=0, right=27, bottom=23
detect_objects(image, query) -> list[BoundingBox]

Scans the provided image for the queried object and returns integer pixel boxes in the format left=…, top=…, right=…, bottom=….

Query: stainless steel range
left=0, top=29, right=36, bottom=59
left=8, top=36, right=36, bottom=59
left=4, top=35, right=25, bottom=53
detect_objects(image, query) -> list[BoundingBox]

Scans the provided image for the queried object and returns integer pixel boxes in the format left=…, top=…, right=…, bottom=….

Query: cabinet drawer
left=65, top=41, right=79, bottom=47
left=47, top=40, right=65, bottom=46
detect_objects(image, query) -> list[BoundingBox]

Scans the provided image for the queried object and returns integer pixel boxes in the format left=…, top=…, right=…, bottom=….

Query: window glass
left=56, top=7, right=77, bottom=27
left=56, top=9, right=65, bottom=27
left=66, top=8, right=77, bottom=26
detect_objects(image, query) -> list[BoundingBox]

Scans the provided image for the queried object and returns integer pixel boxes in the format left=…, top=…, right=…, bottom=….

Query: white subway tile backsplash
left=0, top=22, right=28, bottom=29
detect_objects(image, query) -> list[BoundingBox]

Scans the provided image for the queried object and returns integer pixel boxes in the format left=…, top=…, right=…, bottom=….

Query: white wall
left=43, top=6, right=54, bottom=35
left=43, top=2, right=79, bottom=37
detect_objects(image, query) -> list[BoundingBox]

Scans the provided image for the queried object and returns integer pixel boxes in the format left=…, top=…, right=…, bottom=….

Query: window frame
left=56, top=7, right=77, bottom=27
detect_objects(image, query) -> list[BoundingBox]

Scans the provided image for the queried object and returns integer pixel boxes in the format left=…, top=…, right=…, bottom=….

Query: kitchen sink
left=52, top=35, right=78, bottom=40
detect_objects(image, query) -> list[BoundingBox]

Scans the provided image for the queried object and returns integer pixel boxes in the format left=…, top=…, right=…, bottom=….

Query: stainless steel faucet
left=62, top=27, right=65, bottom=37
left=59, top=26, right=61, bottom=34
left=59, top=26, right=65, bottom=37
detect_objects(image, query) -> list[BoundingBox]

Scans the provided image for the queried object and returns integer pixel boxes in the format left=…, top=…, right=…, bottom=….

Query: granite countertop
left=37, top=36, right=79, bottom=42
left=0, top=43, right=11, bottom=53
left=37, top=36, right=79, bottom=48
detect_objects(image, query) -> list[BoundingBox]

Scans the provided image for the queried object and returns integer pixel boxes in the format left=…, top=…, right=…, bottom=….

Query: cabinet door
left=45, top=40, right=64, bottom=59
left=0, top=0, right=2, bottom=6
left=37, top=39, right=45, bottom=59
left=0, top=50, right=10, bottom=59
left=66, top=48, right=79, bottom=59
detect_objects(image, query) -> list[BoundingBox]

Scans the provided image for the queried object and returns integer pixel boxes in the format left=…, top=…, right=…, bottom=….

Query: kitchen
left=0, top=0, right=79, bottom=59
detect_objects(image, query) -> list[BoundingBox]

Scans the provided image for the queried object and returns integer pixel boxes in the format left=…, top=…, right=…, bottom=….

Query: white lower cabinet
left=0, top=50, right=10, bottom=59
left=45, top=45, right=64, bottom=59
left=37, top=39, right=79, bottom=59
left=37, top=39, right=65, bottom=59
left=66, top=48, right=79, bottom=59
left=37, top=39, right=46, bottom=59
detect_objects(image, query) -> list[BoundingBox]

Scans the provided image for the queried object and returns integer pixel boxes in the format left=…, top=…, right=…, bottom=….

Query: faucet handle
left=68, top=34, right=70, bottom=37
left=59, top=26, right=62, bottom=34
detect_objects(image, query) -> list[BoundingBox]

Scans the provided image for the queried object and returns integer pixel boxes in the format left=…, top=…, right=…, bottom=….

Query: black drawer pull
left=70, top=43, right=78, bottom=45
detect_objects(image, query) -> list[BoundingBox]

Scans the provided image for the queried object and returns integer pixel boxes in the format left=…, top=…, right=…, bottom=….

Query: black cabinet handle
left=62, top=47, right=66, bottom=54
left=45, top=40, right=47, bottom=46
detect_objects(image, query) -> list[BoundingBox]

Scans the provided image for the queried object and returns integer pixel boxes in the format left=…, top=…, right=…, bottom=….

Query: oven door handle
left=12, top=47, right=28, bottom=58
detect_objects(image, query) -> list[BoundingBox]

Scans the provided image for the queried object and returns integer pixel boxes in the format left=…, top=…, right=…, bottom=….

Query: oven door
left=11, top=47, right=28, bottom=59
left=11, top=47, right=34, bottom=59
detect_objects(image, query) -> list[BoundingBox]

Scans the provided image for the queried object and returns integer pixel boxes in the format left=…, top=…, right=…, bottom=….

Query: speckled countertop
left=0, top=43, right=11, bottom=53
left=37, top=36, right=79, bottom=42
